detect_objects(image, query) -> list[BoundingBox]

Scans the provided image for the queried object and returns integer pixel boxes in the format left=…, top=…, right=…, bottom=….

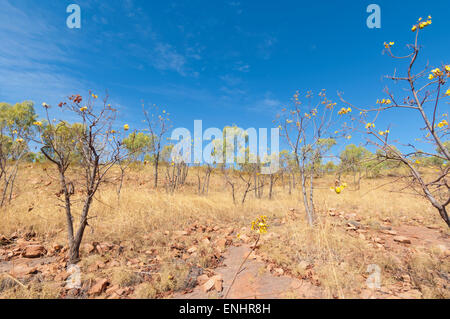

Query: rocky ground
left=1, top=209, right=449, bottom=299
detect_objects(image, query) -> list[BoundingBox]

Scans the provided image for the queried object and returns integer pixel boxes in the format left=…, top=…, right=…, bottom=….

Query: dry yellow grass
left=0, top=163, right=448, bottom=299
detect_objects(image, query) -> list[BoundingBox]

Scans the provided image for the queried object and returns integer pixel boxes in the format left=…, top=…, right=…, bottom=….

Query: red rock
left=274, top=268, right=284, bottom=276
left=10, top=264, right=37, bottom=277
left=214, top=278, right=223, bottom=292
left=393, top=236, right=411, bottom=244
left=215, top=238, right=227, bottom=251
left=22, top=245, right=46, bottom=258
left=88, top=278, right=109, bottom=296
left=201, top=279, right=215, bottom=292
left=197, top=274, right=209, bottom=285
left=84, top=243, right=95, bottom=254
left=187, top=247, right=197, bottom=254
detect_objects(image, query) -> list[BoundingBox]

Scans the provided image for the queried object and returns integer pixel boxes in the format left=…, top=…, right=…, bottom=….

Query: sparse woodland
left=0, top=16, right=448, bottom=299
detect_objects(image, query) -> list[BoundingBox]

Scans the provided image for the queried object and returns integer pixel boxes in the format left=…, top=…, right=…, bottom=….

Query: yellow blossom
left=123, top=124, right=130, bottom=131
left=437, top=119, right=448, bottom=128
left=33, top=121, right=42, bottom=126
left=445, top=89, right=450, bottom=96
left=251, top=215, right=268, bottom=234
left=80, top=106, right=88, bottom=112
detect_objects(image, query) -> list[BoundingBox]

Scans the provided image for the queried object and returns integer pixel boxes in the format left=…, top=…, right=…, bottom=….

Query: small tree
left=142, top=104, right=170, bottom=188
left=0, top=101, right=36, bottom=206
left=339, top=144, right=371, bottom=189
left=278, top=90, right=344, bottom=226
left=339, top=16, right=450, bottom=226
left=35, top=93, right=127, bottom=263
left=117, top=131, right=153, bottom=197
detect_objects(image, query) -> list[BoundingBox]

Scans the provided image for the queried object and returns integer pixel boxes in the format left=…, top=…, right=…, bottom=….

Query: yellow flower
left=383, top=42, right=394, bottom=49
left=80, top=106, right=88, bottom=112
left=251, top=215, right=268, bottom=234
left=42, top=102, right=49, bottom=108
left=411, top=25, right=417, bottom=32
left=379, top=131, right=385, bottom=136
left=445, top=88, right=450, bottom=96
left=123, top=124, right=130, bottom=131
left=377, top=99, right=391, bottom=105
left=365, top=122, right=375, bottom=129
left=437, top=120, right=449, bottom=128
left=33, top=121, right=42, bottom=126
left=16, top=138, right=24, bottom=143
left=92, top=93, right=98, bottom=99
left=445, top=65, right=450, bottom=73
left=338, top=107, right=351, bottom=115
left=335, top=186, right=342, bottom=194
left=431, top=68, right=443, bottom=77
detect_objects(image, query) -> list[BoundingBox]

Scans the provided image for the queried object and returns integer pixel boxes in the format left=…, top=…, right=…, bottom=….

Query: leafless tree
left=339, top=21, right=449, bottom=226
left=35, top=93, right=129, bottom=263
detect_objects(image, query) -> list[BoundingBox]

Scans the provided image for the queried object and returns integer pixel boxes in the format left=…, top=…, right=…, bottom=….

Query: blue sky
left=0, top=0, right=449, bottom=155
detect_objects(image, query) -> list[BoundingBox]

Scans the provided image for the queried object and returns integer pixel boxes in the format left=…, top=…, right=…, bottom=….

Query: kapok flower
left=80, top=106, right=88, bottom=112
left=412, top=16, right=431, bottom=31
left=338, top=107, right=352, bottom=115
left=123, top=124, right=130, bottom=131
left=437, top=119, right=449, bottom=128
left=445, top=88, right=450, bottom=96
left=251, top=215, right=268, bottom=234
left=33, top=121, right=42, bottom=127
left=377, top=99, right=391, bottom=105
left=384, top=42, right=394, bottom=49
left=331, top=182, right=347, bottom=194
left=365, top=122, right=375, bottom=129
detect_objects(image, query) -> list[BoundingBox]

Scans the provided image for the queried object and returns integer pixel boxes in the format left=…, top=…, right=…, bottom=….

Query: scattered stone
left=397, top=289, right=422, bottom=299
left=22, top=245, right=46, bottom=258
left=197, top=274, right=209, bottom=286
left=10, top=264, right=37, bottom=277
left=238, top=234, right=250, bottom=243
left=84, top=243, right=95, bottom=254
left=215, top=238, right=227, bottom=251
left=174, top=231, right=189, bottom=237
left=88, top=278, right=109, bottom=296
left=393, top=236, right=412, bottom=244
left=201, top=278, right=215, bottom=292
left=381, top=230, right=397, bottom=236
left=348, top=220, right=362, bottom=229
left=274, top=268, right=284, bottom=276
left=187, top=247, right=197, bottom=254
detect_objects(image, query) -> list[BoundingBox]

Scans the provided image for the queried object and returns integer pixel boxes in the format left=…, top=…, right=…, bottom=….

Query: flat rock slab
left=173, top=244, right=322, bottom=299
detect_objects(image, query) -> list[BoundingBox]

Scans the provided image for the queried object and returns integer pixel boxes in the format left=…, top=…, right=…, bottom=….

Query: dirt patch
left=173, top=244, right=322, bottom=299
